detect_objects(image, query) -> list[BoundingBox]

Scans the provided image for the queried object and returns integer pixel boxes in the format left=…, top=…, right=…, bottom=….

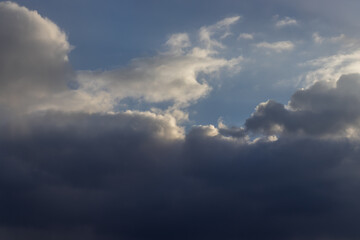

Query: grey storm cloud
left=2, top=1, right=360, bottom=240
left=246, top=74, right=360, bottom=137
left=1, top=114, right=360, bottom=240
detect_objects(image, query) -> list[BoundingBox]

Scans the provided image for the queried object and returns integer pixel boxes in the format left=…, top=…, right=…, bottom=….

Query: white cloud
left=76, top=51, right=242, bottom=110
left=165, top=33, right=191, bottom=55
left=300, top=49, right=360, bottom=86
left=0, top=2, right=73, bottom=113
left=312, top=32, right=324, bottom=44
left=275, top=16, right=298, bottom=28
left=255, top=41, right=295, bottom=52
left=199, top=16, right=241, bottom=50
left=312, top=32, right=346, bottom=44
left=72, top=16, right=243, bottom=112
left=0, top=3, right=243, bottom=116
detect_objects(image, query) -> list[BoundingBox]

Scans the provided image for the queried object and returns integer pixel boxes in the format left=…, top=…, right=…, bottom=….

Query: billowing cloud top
left=0, top=1, right=242, bottom=114
left=0, top=1, right=72, bottom=113
left=2, top=2, right=360, bottom=240
left=246, top=74, right=360, bottom=138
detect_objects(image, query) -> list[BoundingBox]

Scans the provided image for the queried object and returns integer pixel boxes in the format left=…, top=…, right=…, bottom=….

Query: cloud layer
left=2, top=2, right=360, bottom=240
left=2, top=110, right=360, bottom=240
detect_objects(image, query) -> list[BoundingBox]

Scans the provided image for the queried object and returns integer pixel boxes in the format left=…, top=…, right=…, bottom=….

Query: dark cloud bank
left=2, top=111, right=360, bottom=240
left=2, top=2, right=360, bottom=240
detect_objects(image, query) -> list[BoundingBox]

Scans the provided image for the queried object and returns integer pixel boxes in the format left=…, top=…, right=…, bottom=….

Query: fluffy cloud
left=275, top=16, right=298, bottom=28
left=3, top=2, right=360, bottom=240
left=255, top=41, right=295, bottom=52
left=0, top=2, right=242, bottom=114
left=246, top=74, right=360, bottom=138
left=77, top=47, right=242, bottom=110
left=75, top=16, right=243, bottom=111
left=301, top=50, right=360, bottom=86
left=75, top=16, right=243, bottom=112
left=0, top=2, right=73, bottom=113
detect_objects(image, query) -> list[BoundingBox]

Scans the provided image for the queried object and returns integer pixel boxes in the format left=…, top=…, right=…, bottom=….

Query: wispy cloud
left=312, top=32, right=346, bottom=44
left=300, top=50, right=360, bottom=86
left=238, top=33, right=254, bottom=40
left=76, top=16, right=243, bottom=112
left=275, top=16, right=298, bottom=28
left=199, top=16, right=241, bottom=49
left=255, top=41, right=295, bottom=52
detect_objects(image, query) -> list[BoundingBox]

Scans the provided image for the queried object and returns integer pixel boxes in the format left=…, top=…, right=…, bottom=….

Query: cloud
left=313, top=32, right=346, bottom=44
left=300, top=50, right=360, bottom=86
left=275, top=16, right=298, bottom=28
left=199, top=16, right=241, bottom=49
left=1, top=109, right=360, bottom=240
left=0, top=3, right=243, bottom=114
left=76, top=47, right=243, bottom=111
left=72, top=16, right=243, bottom=112
left=246, top=74, right=360, bottom=138
left=8, top=110, right=185, bottom=140
left=0, top=1, right=73, bottom=113
left=165, top=33, right=191, bottom=55
left=254, top=41, right=295, bottom=52
left=238, top=33, right=254, bottom=40
left=3, top=2, right=360, bottom=240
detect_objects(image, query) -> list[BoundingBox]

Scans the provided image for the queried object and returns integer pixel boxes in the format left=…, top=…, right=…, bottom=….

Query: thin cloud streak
left=255, top=41, right=295, bottom=52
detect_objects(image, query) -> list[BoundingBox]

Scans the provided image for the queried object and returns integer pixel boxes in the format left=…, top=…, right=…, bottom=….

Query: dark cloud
left=2, top=2, right=360, bottom=240
left=0, top=113, right=360, bottom=240
left=246, top=74, right=360, bottom=137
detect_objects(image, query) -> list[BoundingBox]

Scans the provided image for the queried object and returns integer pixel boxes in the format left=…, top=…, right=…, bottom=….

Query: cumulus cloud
left=255, top=41, right=295, bottom=52
left=10, top=110, right=184, bottom=140
left=2, top=109, right=360, bottom=240
left=77, top=48, right=243, bottom=110
left=0, top=1, right=73, bottom=113
left=275, top=16, right=298, bottom=28
left=3, top=2, right=360, bottom=240
left=246, top=74, right=360, bottom=138
left=301, top=50, right=360, bottom=86
left=0, top=2, right=243, bottom=114
left=72, top=16, right=243, bottom=112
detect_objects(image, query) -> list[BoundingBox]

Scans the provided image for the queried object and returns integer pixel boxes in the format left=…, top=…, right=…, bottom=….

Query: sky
left=2, top=0, right=360, bottom=239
